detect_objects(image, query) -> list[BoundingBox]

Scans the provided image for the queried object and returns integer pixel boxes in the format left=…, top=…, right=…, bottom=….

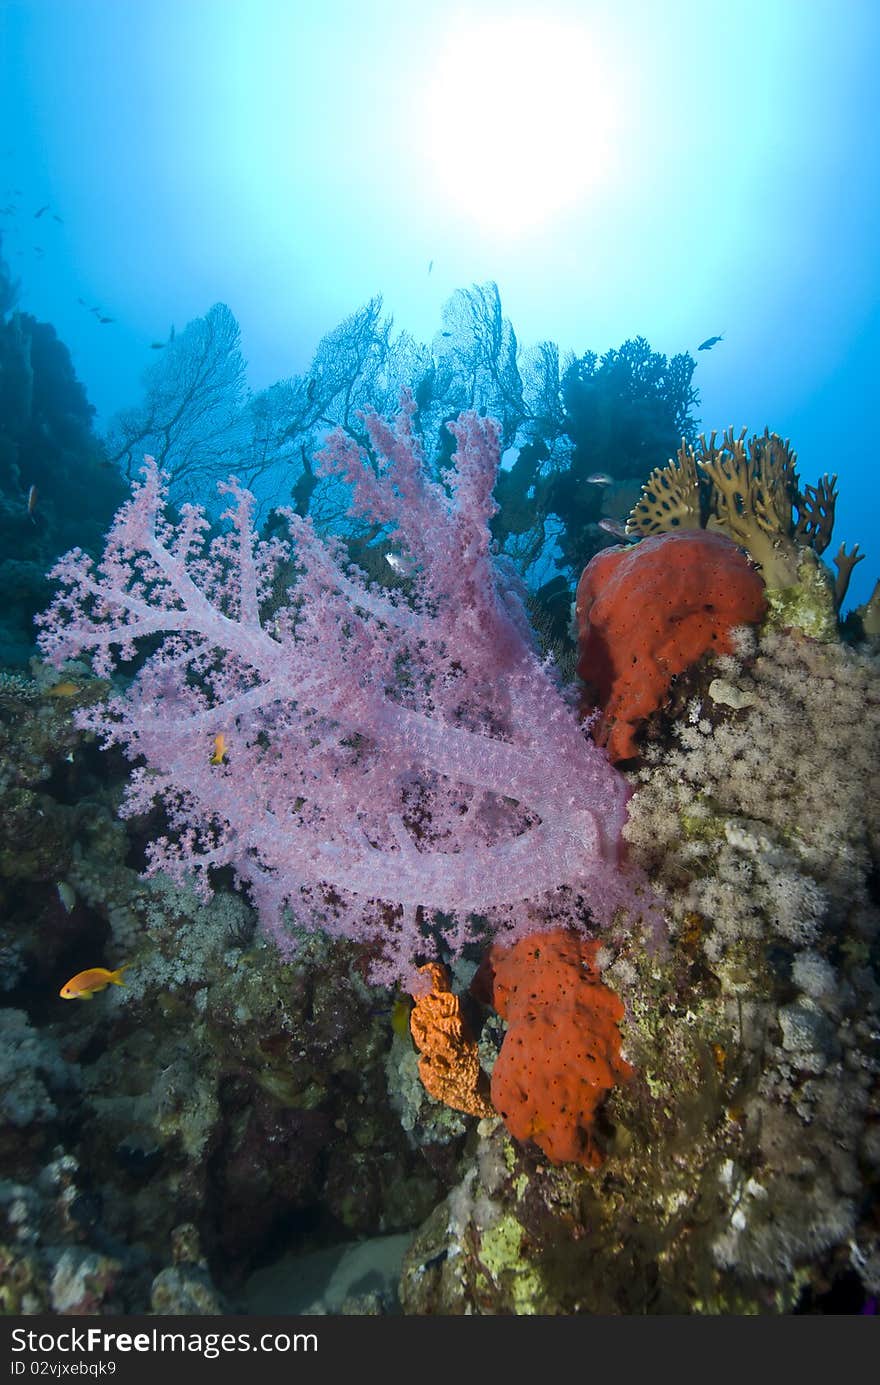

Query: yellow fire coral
left=627, top=428, right=863, bottom=620
left=409, top=963, right=494, bottom=1119
left=625, top=435, right=702, bottom=536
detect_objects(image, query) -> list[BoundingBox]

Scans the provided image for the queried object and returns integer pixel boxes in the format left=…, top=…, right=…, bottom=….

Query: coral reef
left=618, top=624, right=880, bottom=1299
left=1, top=338, right=876, bottom=1315
left=396, top=618, right=879, bottom=1314
left=0, top=672, right=440, bottom=1308
left=2, top=565, right=877, bottom=1316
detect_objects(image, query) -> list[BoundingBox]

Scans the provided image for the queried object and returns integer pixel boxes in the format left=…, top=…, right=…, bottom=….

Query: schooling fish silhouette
left=698, top=334, right=724, bottom=351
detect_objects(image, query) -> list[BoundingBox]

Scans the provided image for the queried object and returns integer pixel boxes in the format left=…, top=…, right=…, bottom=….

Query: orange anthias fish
left=60, top=964, right=129, bottom=1000
left=210, top=732, right=228, bottom=765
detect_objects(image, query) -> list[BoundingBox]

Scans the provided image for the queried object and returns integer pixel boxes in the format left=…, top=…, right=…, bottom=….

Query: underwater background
left=0, top=0, right=878, bottom=1316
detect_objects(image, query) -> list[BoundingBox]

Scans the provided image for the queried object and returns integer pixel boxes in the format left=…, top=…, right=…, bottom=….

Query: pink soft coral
left=38, top=396, right=647, bottom=983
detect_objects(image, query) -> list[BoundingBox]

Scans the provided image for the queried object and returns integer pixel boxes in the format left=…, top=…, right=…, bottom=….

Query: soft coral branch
left=38, top=395, right=650, bottom=983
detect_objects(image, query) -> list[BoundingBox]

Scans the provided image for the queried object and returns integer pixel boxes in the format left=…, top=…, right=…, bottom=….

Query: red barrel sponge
left=489, top=928, right=633, bottom=1168
left=575, top=530, right=767, bottom=761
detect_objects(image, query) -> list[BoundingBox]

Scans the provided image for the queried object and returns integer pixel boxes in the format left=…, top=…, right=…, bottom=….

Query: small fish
left=60, top=964, right=129, bottom=1000
left=34, top=203, right=49, bottom=218
left=698, top=334, right=723, bottom=351
left=97, top=316, right=115, bottom=325
left=52, top=213, right=63, bottom=224
left=210, top=732, right=228, bottom=765
left=585, top=471, right=613, bottom=486
left=427, top=259, right=433, bottom=274
left=149, top=341, right=165, bottom=350
left=26, top=484, right=38, bottom=520
left=56, top=881, right=76, bottom=913
left=598, top=517, right=638, bottom=542
left=385, top=551, right=416, bottom=577
left=45, top=680, right=82, bottom=698
left=390, top=994, right=412, bottom=1039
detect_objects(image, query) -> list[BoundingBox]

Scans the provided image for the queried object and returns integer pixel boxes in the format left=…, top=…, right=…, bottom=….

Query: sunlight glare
left=419, top=13, right=619, bottom=238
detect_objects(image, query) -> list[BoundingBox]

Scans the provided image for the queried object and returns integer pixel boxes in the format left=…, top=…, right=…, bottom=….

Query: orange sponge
left=489, top=929, right=632, bottom=1168
left=410, top=962, right=494, bottom=1118
left=575, top=530, right=767, bottom=760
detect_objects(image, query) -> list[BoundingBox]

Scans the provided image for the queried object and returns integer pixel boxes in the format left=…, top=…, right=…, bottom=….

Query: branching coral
left=622, top=437, right=702, bottom=537
left=853, top=577, right=880, bottom=639
left=627, top=428, right=864, bottom=620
